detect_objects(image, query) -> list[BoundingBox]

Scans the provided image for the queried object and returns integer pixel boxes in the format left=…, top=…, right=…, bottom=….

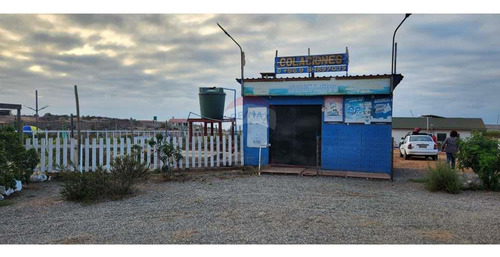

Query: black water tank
left=199, top=87, right=226, bottom=120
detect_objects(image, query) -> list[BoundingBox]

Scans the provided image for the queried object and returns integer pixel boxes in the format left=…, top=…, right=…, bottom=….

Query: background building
left=392, top=115, right=486, bottom=145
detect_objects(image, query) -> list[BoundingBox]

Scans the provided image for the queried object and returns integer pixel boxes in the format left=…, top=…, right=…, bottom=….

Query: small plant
left=148, top=133, right=183, bottom=179
left=0, top=126, right=39, bottom=189
left=457, top=132, right=499, bottom=191
left=109, top=154, right=148, bottom=195
left=424, top=162, right=461, bottom=194
left=61, top=153, right=149, bottom=203
left=60, top=167, right=111, bottom=203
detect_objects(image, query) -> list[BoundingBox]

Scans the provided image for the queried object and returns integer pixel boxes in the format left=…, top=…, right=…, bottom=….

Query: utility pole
left=25, top=90, right=49, bottom=129
left=74, top=85, right=81, bottom=171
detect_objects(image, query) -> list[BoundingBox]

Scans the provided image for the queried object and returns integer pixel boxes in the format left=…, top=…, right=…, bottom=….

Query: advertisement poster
left=371, top=97, right=392, bottom=122
left=344, top=96, right=365, bottom=123
left=363, top=100, right=372, bottom=124
left=247, top=107, right=268, bottom=148
left=324, top=96, right=343, bottom=122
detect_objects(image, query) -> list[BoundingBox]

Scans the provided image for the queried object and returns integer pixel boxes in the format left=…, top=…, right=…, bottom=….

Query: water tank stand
left=187, top=117, right=237, bottom=152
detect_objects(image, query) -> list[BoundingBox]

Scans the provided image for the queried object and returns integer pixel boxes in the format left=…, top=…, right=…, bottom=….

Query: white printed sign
left=247, top=107, right=268, bottom=148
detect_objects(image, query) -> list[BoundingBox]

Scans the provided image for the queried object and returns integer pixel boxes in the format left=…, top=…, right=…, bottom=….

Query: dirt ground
left=392, top=149, right=472, bottom=173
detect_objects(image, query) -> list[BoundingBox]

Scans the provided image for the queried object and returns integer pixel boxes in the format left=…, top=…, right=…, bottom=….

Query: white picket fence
left=24, top=134, right=244, bottom=173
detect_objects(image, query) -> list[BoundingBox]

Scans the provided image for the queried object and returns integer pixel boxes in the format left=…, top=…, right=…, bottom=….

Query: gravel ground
left=1, top=169, right=499, bottom=244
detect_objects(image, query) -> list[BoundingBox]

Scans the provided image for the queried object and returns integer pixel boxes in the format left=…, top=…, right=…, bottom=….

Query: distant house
left=486, top=124, right=500, bottom=131
left=168, top=118, right=188, bottom=130
left=392, top=115, right=486, bottom=144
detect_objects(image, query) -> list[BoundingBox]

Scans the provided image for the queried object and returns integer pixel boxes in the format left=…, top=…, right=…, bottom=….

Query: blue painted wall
left=243, top=96, right=392, bottom=174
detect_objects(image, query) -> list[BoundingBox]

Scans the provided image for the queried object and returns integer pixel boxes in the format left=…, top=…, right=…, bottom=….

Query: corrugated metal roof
left=393, top=117, right=486, bottom=131
left=236, top=74, right=404, bottom=90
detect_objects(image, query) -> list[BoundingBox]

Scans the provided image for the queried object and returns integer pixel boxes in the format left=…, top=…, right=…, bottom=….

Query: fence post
left=84, top=138, right=90, bottom=172
left=173, top=137, right=178, bottom=169
left=197, top=136, right=202, bottom=168
left=216, top=136, right=220, bottom=167
left=120, top=137, right=125, bottom=156
left=48, top=139, right=53, bottom=172
left=41, top=139, right=46, bottom=173
left=70, top=139, right=75, bottom=171
left=204, top=136, right=208, bottom=168
left=234, top=133, right=239, bottom=165
left=63, top=137, right=68, bottom=168
left=55, top=137, right=61, bottom=169
left=99, top=138, right=104, bottom=167
left=210, top=136, right=214, bottom=167
left=91, top=138, right=97, bottom=171
left=192, top=135, right=196, bottom=168
left=153, top=136, right=158, bottom=170
left=222, top=135, right=226, bottom=166
left=106, top=138, right=111, bottom=171
left=25, top=138, right=31, bottom=150
left=147, top=139, right=151, bottom=167
left=240, top=133, right=244, bottom=166
left=228, top=135, right=232, bottom=166
left=126, top=137, right=131, bottom=156
left=184, top=136, right=189, bottom=169
left=140, top=138, right=145, bottom=164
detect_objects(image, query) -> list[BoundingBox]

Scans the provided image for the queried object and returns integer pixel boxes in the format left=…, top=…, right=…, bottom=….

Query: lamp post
left=391, top=13, right=411, bottom=74
left=217, top=23, right=245, bottom=96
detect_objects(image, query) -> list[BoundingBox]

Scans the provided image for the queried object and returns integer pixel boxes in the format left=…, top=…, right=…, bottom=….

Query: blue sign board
left=344, top=96, right=366, bottom=123
left=371, top=96, right=392, bottom=122
left=275, top=53, right=348, bottom=74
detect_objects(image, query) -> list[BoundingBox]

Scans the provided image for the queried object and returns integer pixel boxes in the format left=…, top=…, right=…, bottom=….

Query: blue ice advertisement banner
left=371, top=96, right=392, bottom=122
left=344, top=96, right=366, bottom=123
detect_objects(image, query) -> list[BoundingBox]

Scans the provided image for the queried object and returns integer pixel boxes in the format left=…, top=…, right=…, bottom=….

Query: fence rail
left=25, top=134, right=244, bottom=173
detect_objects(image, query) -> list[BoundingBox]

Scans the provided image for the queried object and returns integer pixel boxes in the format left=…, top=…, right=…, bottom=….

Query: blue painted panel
left=321, top=124, right=392, bottom=173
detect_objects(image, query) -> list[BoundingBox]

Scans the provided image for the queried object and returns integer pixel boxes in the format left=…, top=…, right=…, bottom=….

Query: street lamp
left=391, top=13, right=411, bottom=74
left=217, top=23, right=245, bottom=96
left=217, top=23, right=245, bottom=134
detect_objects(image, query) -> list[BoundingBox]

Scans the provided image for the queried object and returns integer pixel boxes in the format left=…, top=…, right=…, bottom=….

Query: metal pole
left=217, top=23, right=245, bottom=97
left=391, top=14, right=411, bottom=74
left=35, top=90, right=38, bottom=128
left=394, top=42, right=398, bottom=74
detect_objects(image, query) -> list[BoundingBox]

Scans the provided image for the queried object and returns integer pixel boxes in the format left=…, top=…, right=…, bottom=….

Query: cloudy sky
left=0, top=14, right=499, bottom=123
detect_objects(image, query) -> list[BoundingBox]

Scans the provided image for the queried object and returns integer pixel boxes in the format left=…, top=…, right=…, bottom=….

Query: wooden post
left=17, top=108, right=22, bottom=142
left=74, top=85, right=81, bottom=171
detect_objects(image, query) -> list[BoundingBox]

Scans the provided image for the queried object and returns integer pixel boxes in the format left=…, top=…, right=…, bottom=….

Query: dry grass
left=420, top=229, right=454, bottom=242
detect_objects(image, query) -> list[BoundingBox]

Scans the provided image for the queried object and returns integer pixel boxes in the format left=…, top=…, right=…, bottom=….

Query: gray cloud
left=0, top=14, right=499, bottom=124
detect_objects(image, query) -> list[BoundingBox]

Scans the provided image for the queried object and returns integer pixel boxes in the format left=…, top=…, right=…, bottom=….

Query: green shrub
left=109, top=154, right=148, bottom=195
left=424, top=162, right=461, bottom=194
left=457, top=132, right=500, bottom=191
left=147, top=133, right=183, bottom=179
left=60, top=167, right=111, bottom=203
left=60, top=154, right=149, bottom=203
left=0, top=126, right=39, bottom=188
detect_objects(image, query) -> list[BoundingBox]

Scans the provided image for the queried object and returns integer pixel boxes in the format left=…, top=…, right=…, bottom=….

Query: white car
left=399, top=134, right=438, bottom=160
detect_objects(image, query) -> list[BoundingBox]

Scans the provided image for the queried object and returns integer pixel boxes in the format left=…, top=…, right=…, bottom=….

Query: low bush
left=109, top=154, right=148, bottom=195
left=61, top=154, right=149, bottom=203
left=424, top=162, right=461, bottom=194
left=60, top=167, right=110, bottom=203
left=0, top=126, right=39, bottom=189
left=457, top=132, right=499, bottom=191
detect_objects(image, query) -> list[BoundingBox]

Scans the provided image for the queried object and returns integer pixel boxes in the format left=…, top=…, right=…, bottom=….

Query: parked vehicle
left=399, top=134, right=438, bottom=160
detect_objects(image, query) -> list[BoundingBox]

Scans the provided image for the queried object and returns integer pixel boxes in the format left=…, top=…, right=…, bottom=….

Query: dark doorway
left=269, top=105, right=322, bottom=166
